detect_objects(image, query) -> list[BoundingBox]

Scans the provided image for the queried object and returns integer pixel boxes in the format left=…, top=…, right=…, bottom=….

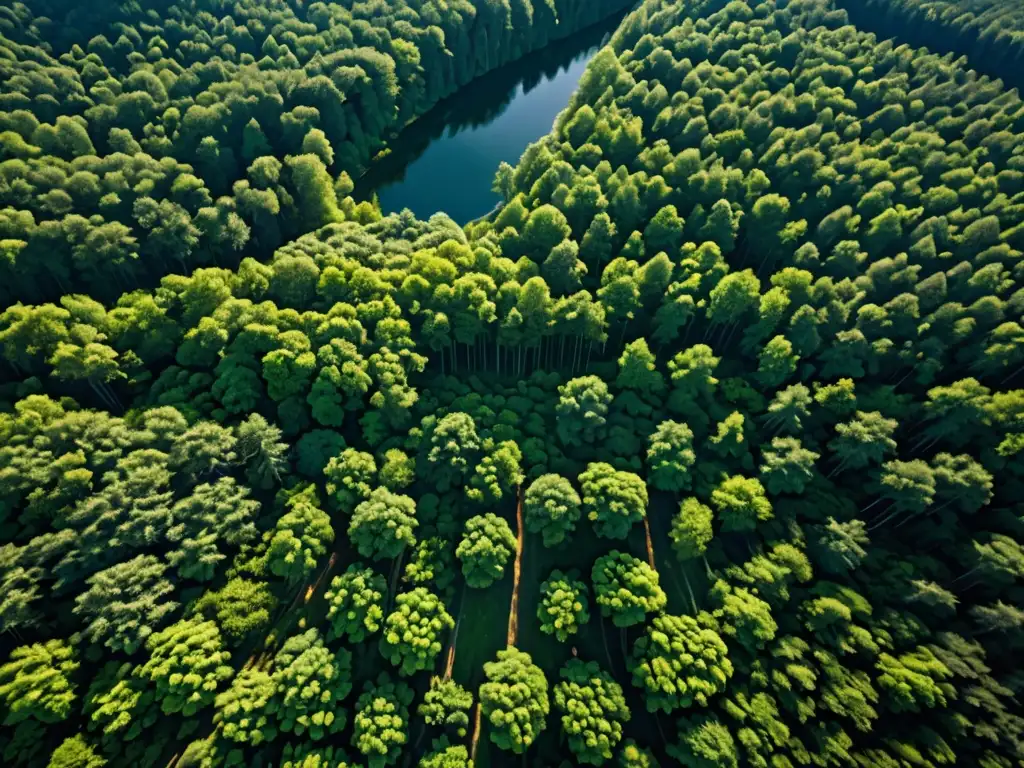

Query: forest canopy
left=1, top=0, right=1024, bottom=766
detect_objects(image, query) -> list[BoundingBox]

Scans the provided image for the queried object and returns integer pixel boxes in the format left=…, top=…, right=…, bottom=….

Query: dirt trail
left=469, top=702, right=483, bottom=763
left=643, top=516, right=656, bottom=570
left=443, top=606, right=462, bottom=680
left=507, top=484, right=525, bottom=646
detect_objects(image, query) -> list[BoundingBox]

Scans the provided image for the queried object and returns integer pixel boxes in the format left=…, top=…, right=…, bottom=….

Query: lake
left=355, top=15, right=623, bottom=224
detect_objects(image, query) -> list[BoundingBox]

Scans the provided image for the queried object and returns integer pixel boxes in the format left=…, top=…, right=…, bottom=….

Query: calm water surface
left=356, top=16, right=623, bottom=223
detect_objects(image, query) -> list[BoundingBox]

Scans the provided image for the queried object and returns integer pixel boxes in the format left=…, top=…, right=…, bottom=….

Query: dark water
left=355, top=15, right=623, bottom=224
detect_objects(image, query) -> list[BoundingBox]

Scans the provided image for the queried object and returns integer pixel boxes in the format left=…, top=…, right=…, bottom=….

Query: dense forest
left=835, top=0, right=1024, bottom=88
left=1, top=0, right=1024, bottom=767
left=0, top=0, right=633, bottom=303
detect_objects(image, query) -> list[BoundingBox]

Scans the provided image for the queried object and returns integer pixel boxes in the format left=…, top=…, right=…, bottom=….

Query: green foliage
left=325, top=565, right=386, bottom=643
left=351, top=674, right=414, bottom=768
left=618, top=740, right=660, bottom=768
left=524, top=474, right=582, bottom=547
left=426, top=413, right=481, bottom=492
left=0, top=640, right=78, bottom=725
left=73, top=555, right=177, bottom=655
left=592, top=551, right=666, bottom=628
left=875, top=647, right=954, bottom=713
left=557, top=376, right=612, bottom=446
left=580, top=463, right=648, bottom=540
left=192, top=578, right=277, bottom=644
left=273, top=628, right=352, bottom=740
left=325, top=449, right=378, bottom=514
left=667, top=715, right=738, bottom=768
left=418, top=678, right=473, bottom=738
left=630, top=614, right=733, bottom=714
left=267, top=485, right=334, bottom=585
left=3, top=0, right=1024, bottom=762
left=456, top=513, right=518, bottom=588
left=349, top=488, right=418, bottom=562
left=214, top=667, right=278, bottom=746
left=418, top=738, right=471, bottom=768
left=711, top=475, right=773, bottom=533
left=47, top=735, right=106, bottom=768
left=278, top=743, right=354, bottom=768
left=670, top=499, right=714, bottom=561
left=647, top=420, right=696, bottom=492
left=480, top=647, right=550, bottom=754
left=379, top=588, right=454, bottom=676
left=136, top=618, right=232, bottom=716
left=538, top=569, right=590, bottom=642
left=466, top=440, right=524, bottom=504
left=554, top=659, right=631, bottom=764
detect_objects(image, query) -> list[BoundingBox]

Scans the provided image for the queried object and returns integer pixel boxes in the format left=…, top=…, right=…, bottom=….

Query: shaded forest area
left=1, top=0, right=1024, bottom=767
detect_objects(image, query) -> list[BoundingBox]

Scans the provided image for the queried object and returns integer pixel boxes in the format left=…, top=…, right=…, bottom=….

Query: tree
left=379, top=449, right=415, bottom=491
left=349, top=488, right=418, bottom=562
left=711, top=475, right=773, bottom=533
left=759, top=437, right=820, bottom=495
left=466, top=440, right=524, bottom=504
left=268, top=486, right=334, bottom=585
left=554, top=659, right=631, bottom=764
left=235, top=413, right=289, bottom=489
left=592, top=552, right=666, bottom=628
left=810, top=519, right=869, bottom=577
left=418, top=678, right=473, bottom=738
left=352, top=674, right=414, bottom=768
left=647, top=420, right=696, bottom=492
left=379, top=588, right=454, bottom=676
left=286, top=154, right=342, bottom=230
left=557, top=376, right=613, bottom=446
left=617, top=339, right=665, bottom=397
left=479, top=647, right=550, bottom=754
left=0, top=640, right=78, bottom=725
left=45, top=732, right=105, bottom=768
left=618, top=740, right=660, bottom=768
left=73, top=555, right=178, bottom=655
left=670, top=499, right=714, bottom=561
left=524, top=474, right=582, bottom=547
left=0, top=545, right=41, bottom=635
left=170, top=421, right=237, bottom=480
left=402, top=537, right=457, bottom=598
left=630, top=614, right=733, bottom=713
left=325, top=564, right=387, bottom=643
left=667, top=344, right=720, bottom=431
left=214, top=667, right=278, bottom=747
left=538, top=570, right=590, bottom=642
left=277, top=743, right=352, bottom=768
left=325, top=449, right=378, bottom=514
left=580, top=463, right=648, bottom=540
left=667, top=715, right=738, bottom=768
left=706, top=269, right=760, bottom=329
left=426, top=413, right=481, bottom=491
left=418, top=738, right=471, bottom=768
left=543, top=238, right=587, bottom=294
left=456, top=513, right=517, bottom=588
left=875, top=647, right=954, bottom=713
left=827, top=411, right=898, bottom=475
left=136, top=618, right=232, bottom=716
left=756, top=336, right=798, bottom=388
left=273, top=628, right=352, bottom=740
left=709, top=580, right=777, bottom=653
left=168, top=478, right=260, bottom=581
left=192, top=578, right=277, bottom=644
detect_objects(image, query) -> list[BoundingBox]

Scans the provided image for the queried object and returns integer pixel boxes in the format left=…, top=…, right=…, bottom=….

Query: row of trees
left=836, top=0, right=1024, bottom=88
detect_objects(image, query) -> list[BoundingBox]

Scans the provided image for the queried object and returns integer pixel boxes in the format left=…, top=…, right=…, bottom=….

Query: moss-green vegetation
left=1, top=0, right=1024, bottom=766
